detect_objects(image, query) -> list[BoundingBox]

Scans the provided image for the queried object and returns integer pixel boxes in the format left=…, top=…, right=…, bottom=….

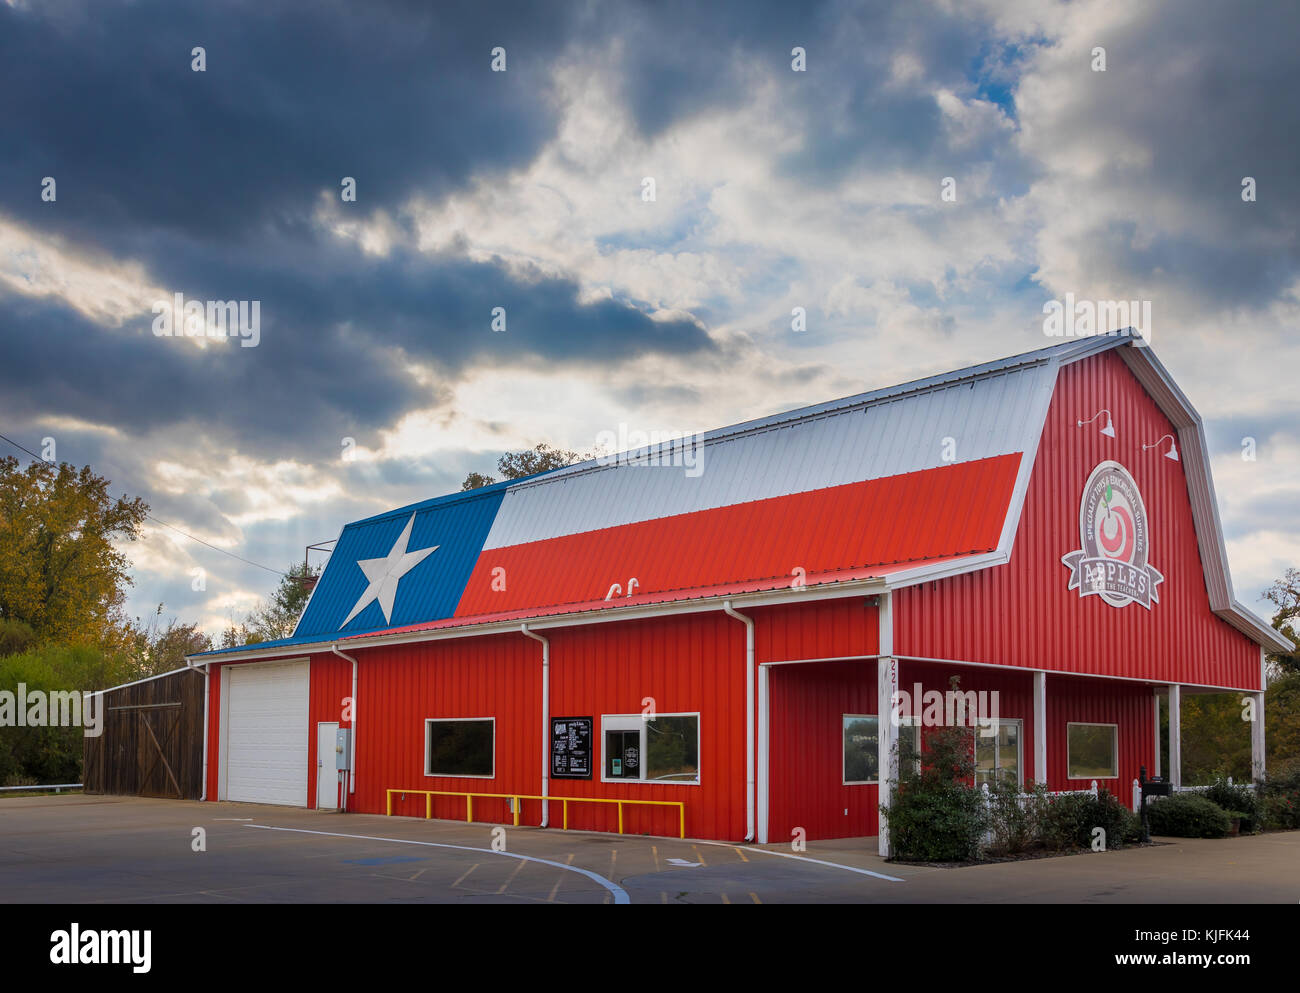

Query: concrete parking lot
left=1, top=795, right=1297, bottom=903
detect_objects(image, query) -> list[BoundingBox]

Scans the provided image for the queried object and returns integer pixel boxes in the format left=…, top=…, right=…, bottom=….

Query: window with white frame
left=425, top=718, right=494, bottom=778
left=843, top=715, right=879, bottom=784
left=974, top=718, right=1022, bottom=788
left=898, top=716, right=921, bottom=778
left=843, top=715, right=921, bottom=785
left=1067, top=722, right=1118, bottom=779
left=602, top=713, right=699, bottom=784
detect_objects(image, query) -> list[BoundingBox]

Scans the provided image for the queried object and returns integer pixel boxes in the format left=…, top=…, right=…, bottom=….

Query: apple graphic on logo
left=1097, top=481, right=1134, bottom=562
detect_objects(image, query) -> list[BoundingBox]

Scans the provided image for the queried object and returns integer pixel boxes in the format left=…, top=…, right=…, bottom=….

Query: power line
left=0, top=430, right=287, bottom=577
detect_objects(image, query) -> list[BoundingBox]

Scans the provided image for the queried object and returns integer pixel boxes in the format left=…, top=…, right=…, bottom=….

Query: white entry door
left=317, top=722, right=340, bottom=810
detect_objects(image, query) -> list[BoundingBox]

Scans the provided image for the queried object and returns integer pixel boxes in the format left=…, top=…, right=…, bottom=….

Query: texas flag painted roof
left=207, top=339, right=1057, bottom=660
left=191, top=333, right=1290, bottom=661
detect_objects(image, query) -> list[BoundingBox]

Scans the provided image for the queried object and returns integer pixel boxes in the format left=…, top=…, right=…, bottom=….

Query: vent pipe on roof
left=722, top=601, right=755, bottom=843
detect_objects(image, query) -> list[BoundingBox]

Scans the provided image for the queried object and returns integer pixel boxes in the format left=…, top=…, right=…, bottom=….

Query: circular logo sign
left=1061, top=461, right=1164, bottom=609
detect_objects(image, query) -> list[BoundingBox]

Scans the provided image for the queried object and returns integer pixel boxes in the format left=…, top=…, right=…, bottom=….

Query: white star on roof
left=340, top=512, right=438, bottom=628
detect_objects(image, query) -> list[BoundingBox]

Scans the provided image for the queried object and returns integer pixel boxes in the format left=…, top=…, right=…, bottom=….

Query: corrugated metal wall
left=753, top=598, right=878, bottom=663
left=1045, top=674, right=1154, bottom=793
left=205, top=620, right=1156, bottom=839
left=767, top=660, right=879, bottom=841
left=766, top=661, right=1153, bottom=840
left=356, top=633, right=540, bottom=824
left=547, top=613, right=747, bottom=840
left=894, top=350, right=1261, bottom=690
left=352, top=612, right=747, bottom=840
left=308, top=655, right=352, bottom=809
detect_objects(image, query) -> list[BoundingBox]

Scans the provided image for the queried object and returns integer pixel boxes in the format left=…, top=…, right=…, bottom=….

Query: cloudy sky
left=1, top=0, right=1296, bottom=637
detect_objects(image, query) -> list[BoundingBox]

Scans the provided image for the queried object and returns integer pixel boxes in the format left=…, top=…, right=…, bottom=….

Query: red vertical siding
left=767, top=660, right=878, bottom=842
left=1046, top=675, right=1154, bottom=795
left=308, top=655, right=352, bottom=809
left=753, top=598, right=879, bottom=663
left=547, top=613, right=747, bottom=840
left=895, top=350, right=1261, bottom=690
left=356, top=633, right=541, bottom=825
left=205, top=663, right=220, bottom=802
left=351, top=612, right=749, bottom=840
left=766, top=660, right=1156, bottom=840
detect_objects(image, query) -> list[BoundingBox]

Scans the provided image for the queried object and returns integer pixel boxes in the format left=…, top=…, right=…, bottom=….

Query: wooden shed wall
left=83, top=668, right=205, bottom=799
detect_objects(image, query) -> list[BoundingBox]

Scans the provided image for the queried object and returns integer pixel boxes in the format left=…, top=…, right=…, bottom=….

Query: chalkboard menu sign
left=551, top=716, right=593, bottom=779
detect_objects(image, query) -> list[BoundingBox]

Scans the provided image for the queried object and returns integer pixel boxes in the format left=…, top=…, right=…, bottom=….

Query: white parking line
left=242, top=824, right=630, bottom=904
left=695, top=841, right=904, bottom=882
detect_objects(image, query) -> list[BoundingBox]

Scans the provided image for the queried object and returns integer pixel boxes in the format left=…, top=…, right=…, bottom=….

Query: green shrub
left=1088, top=789, right=1136, bottom=850
left=1038, top=791, right=1093, bottom=850
left=986, top=777, right=1038, bottom=854
left=1202, top=779, right=1259, bottom=832
left=1146, top=793, right=1231, bottom=838
left=1119, top=805, right=1143, bottom=845
left=883, top=725, right=988, bottom=862
left=1258, top=766, right=1300, bottom=830
left=1035, top=788, right=1138, bottom=850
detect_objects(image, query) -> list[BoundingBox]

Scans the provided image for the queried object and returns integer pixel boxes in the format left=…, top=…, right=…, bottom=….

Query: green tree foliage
left=0, top=456, right=148, bottom=644
left=120, top=604, right=212, bottom=680
left=1179, top=692, right=1253, bottom=784
left=245, top=562, right=321, bottom=642
left=1263, top=568, right=1300, bottom=673
left=461, top=443, right=584, bottom=490
left=0, top=643, right=119, bottom=786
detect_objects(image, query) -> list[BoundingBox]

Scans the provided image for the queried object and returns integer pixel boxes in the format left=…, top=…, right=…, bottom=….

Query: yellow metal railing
left=385, top=788, right=685, bottom=839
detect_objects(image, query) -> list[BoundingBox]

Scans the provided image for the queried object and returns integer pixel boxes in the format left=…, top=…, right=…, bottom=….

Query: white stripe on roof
left=483, top=360, right=1055, bottom=549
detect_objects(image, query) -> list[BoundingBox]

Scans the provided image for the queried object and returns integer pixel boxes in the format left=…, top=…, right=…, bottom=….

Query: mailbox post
left=1138, top=765, right=1172, bottom=842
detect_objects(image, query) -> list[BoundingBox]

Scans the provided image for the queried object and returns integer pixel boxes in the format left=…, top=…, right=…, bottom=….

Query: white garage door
left=224, top=661, right=309, bottom=806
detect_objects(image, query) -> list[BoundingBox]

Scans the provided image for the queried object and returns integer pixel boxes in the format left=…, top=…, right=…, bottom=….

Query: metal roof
left=192, top=331, right=1287, bottom=658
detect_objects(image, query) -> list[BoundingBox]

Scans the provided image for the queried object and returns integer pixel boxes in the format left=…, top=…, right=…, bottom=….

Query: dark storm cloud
left=1026, top=0, right=1300, bottom=307
left=0, top=0, right=569, bottom=248
left=0, top=0, right=719, bottom=463
left=601, top=0, right=1034, bottom=188
left=0, top=245, right=711, bottom=462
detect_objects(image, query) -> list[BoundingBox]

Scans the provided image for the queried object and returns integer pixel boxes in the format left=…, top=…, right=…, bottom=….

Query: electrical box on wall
left=335, top=728, right=352, bottom=770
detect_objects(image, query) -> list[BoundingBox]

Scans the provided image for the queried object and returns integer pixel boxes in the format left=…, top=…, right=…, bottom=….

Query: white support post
left=1152, top=690, right=1162, bottom=778
left=877, top=656, right=898, bottom=858
left=757, top=662, right=770, bottom=844
left=1250, top=691, right=1265, bottom=784
left=1033, top=671, right=1047, bottom=785
left=1168, top=684, right=1182, bottom=788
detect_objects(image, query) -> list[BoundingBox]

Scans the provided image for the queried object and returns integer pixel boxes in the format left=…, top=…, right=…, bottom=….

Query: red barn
left=188, top=334, right=1287, bottom=853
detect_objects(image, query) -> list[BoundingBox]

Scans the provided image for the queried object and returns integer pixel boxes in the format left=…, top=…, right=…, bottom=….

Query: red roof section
left=373, top=453, right=1019, bottom=636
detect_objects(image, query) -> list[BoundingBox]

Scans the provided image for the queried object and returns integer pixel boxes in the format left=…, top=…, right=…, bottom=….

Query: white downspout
left=722, top=601, right=755, bottom=843
left=331, top=644, right=359, bottom=808
left=185, top=656, right=210, bottom=802
left=521, top=624, right=550, bottom=828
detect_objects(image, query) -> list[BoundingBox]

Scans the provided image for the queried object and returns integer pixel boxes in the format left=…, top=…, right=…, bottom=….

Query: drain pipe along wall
left=331, top=644, right=359, bottom=807
left=521, top=623, right=550, bottom=828
left=722, top=600, right=756, bottom=842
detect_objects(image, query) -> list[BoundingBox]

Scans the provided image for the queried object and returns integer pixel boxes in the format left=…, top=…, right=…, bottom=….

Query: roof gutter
left=722, top=600, right=755, bottom=843
left=200, top=576, right=893, bottom=665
